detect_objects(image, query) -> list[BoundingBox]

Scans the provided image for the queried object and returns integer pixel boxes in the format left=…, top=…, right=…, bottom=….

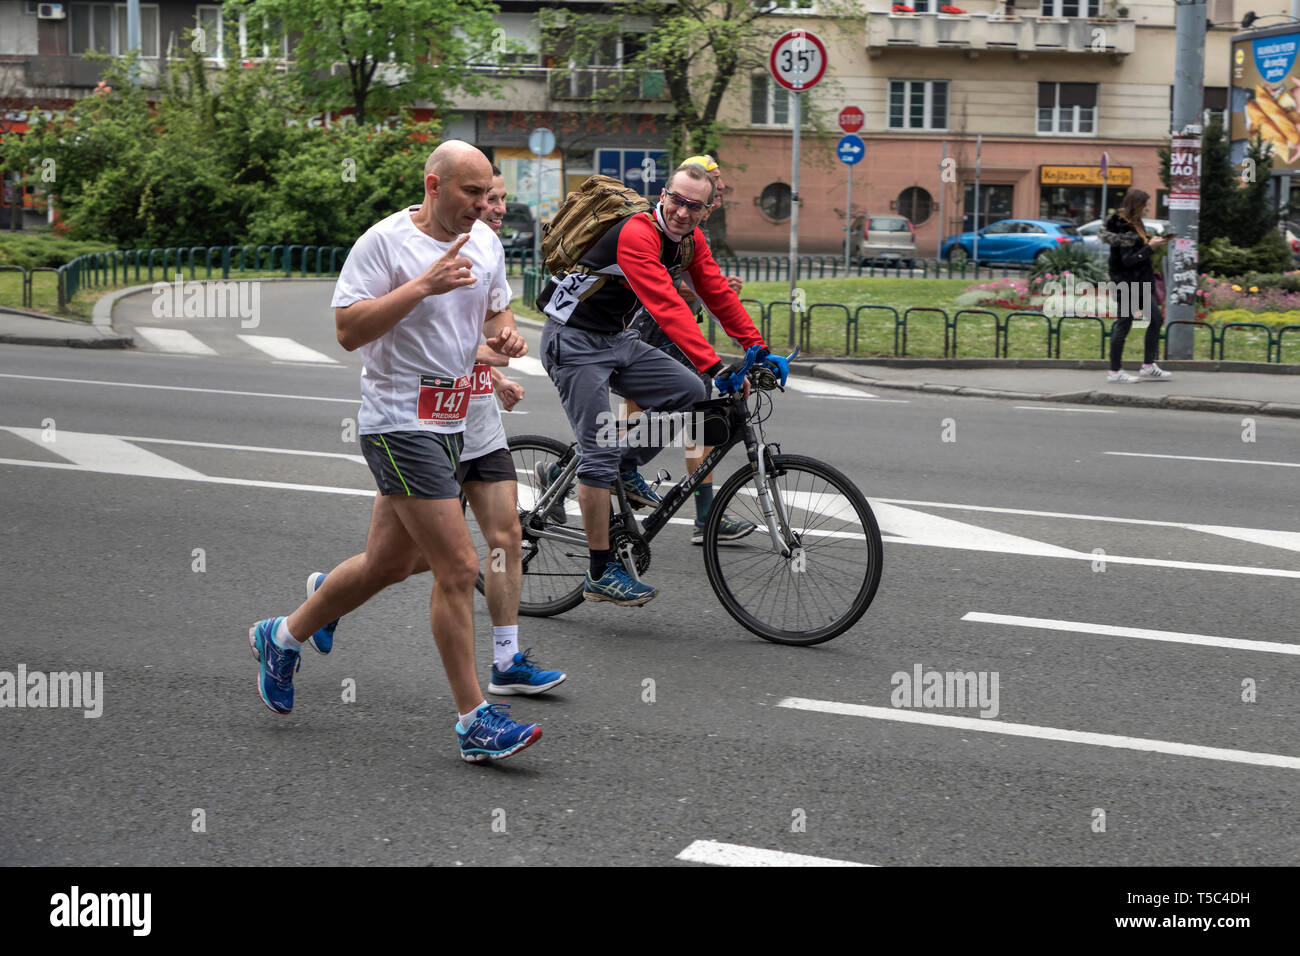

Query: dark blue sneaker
left=305, top=572, right=338, bottom=654
left=248, top=616, right=301, bottom=715
left=583, top=561, right=657, bottom=606
left=489, top=648, right=567, bottom=696
left=534, top=462, right=570, bottom=524
left=692, top=513, right=758, bottom=546
left=456, top=702, right=542, bottom=762
left=620, top=469, right=662, bottom=509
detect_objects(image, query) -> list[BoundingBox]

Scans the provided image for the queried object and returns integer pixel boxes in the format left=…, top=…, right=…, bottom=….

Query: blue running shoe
left=248, top=616, right=301, bottom=715
left=583, top=561, right=657, bottom=607
left=489, top=648, right=567, bottom=696
left=692, top=513, right=758, bottom=546
left=456, top=702, right=542, bottom=762
left=619, top=469, right=662, bottom=509
left=305, top=572, right=338, bottom=654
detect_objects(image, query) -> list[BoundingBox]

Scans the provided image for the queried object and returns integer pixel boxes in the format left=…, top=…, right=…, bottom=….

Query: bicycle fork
left=751, top=442, right=797, bottom=559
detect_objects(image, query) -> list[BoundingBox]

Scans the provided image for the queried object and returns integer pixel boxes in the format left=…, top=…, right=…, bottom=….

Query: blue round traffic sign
left=837, top=134, right=865, bottom=165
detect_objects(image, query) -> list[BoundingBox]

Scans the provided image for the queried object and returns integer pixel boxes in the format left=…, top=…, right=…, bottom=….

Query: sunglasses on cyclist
left=663, top=190, right=709, bottom=213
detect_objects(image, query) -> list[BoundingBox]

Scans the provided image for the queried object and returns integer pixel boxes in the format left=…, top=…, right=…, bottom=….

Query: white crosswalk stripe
left=133, top=327, right=218, bottom=356
left=236, top=335, right=340, bottom=364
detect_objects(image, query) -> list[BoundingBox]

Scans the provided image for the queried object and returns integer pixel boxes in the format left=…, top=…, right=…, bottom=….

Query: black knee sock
left=590, top=548, right=612, bottom=577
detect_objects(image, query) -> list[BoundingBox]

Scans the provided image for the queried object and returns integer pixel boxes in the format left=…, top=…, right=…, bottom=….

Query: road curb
left=0, top=330, right=133, bottom=348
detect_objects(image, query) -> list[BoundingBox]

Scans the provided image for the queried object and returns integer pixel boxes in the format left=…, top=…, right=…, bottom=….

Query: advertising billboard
left=1230, top=25, right=1300, bottom=170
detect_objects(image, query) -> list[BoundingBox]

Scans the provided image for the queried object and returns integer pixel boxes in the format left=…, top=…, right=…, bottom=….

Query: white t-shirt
left=462, top=345, right=508, bottom=461
left=332, top=209, right=510, bottom=435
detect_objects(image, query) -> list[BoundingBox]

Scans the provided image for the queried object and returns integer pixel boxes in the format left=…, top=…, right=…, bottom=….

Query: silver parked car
left=1076, top=218, right=1171, bottom=255
left=852, top=214, right=918, bottom=267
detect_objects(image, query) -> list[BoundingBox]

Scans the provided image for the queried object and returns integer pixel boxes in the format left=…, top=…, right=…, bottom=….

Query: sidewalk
left=3, top=303, right=1297, bottom=418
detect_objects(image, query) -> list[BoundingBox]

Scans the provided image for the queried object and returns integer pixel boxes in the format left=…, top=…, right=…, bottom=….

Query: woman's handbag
left=1153, top=271, right=1166, bottom=307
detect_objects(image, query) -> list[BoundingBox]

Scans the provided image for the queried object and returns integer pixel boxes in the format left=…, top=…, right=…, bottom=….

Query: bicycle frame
left=522, top=389, right=799, bottom=565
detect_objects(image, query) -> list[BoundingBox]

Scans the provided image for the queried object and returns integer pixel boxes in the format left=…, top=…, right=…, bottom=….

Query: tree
left=232, top=0, right=500, bottom=126
left=542, top=1, right=847, bottom=255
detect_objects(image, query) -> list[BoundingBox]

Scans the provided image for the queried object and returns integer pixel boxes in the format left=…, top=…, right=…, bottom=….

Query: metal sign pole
left=789, top=90, right=801, bottom=346
left=844, top=162, right=852, bottom=273
left=972, top=133, right=982, bottom=265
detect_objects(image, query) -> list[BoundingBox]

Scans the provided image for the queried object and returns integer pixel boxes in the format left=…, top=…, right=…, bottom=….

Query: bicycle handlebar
left=713, top=346, right=798, bottom=395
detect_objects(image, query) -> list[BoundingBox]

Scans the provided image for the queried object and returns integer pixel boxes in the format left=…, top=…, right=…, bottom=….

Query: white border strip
left=963, top=612, right=1300, bottom=656
left=676, top=840, right=871, bottom=867
left=1106, top=451, right=1300, bottom=468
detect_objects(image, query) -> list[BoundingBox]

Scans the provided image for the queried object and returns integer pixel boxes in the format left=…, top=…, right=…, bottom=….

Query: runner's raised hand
left=421, top=234, right=477, bottom=296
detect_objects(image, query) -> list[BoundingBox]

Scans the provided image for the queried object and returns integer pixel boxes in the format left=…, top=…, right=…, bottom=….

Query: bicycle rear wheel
left=463, top=434, right=588, bottom=617
left=703, top=453, right=882, bottom=646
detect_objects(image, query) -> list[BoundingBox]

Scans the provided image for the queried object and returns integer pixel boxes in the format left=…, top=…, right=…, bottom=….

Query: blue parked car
left=940, top=219, right=1081, bottom=265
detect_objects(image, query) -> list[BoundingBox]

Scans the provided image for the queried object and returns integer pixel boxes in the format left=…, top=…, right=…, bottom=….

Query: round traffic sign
left=769, top=30, right=827, bottom=92
left=838, top=106, right=864, bottom=133
left=836, top=134, right=865, bottom=166
left=528, top=127, right=556, bottom=156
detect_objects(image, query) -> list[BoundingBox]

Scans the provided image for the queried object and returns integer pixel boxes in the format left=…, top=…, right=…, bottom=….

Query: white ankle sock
left=493, top=625, right=519, bottom=670
left=459, top=701, right=488, bottom=730
left=274, top=618, right=303, bottom=650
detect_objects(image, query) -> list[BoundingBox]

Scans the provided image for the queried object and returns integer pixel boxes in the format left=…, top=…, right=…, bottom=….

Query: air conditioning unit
left=38, top=3, right=66, bottom=19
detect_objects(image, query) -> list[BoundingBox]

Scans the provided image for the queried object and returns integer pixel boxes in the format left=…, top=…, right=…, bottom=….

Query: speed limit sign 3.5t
left=770, top=30, right=827, bottom=92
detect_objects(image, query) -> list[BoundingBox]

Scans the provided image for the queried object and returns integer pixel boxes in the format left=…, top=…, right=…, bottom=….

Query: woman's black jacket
left=1100, top=214, right=1155, bottom=284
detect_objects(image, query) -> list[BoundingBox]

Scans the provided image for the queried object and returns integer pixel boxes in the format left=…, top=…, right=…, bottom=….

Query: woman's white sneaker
left=1107, top=370, right=1139, bottom=383
left=1139, top=363, right=1173, bottom=380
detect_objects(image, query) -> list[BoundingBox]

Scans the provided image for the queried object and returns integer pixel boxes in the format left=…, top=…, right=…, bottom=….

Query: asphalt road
left=1, top=282, right=1297, bottom=867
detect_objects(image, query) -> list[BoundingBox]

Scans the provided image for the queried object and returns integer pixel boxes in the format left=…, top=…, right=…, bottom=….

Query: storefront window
left=1039, top=185, right=1126, bottom=224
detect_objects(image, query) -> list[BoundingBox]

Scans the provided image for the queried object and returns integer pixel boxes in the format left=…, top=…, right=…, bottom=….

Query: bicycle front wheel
left=463, top=434, right=588, bottom=617
left=703, top=453, right=882, bottom=646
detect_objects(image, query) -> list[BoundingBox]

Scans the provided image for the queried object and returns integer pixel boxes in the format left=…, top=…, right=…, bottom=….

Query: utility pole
left=1167, top=0, right=1207, bottom=359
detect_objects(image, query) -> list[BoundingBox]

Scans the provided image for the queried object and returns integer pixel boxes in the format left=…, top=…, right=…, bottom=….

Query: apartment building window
left=194, top=5, right=223, bottom=60
left=889, top=80, right=948, bottom=131
left=751, top=74, right=791, bottom=126
left=70, top=4, right=161, bottom=58
left=1211, top=0, right=1234, bottom=26
left=962, top=184, right=1013, bottom=231
left=1168, top=86, right=1228, bottom=131
left=1039, top=0, right=1102, bottom=16
left=1037, top=82, right=1096, bottom=134
left=762, top=0, right=819, bottom=13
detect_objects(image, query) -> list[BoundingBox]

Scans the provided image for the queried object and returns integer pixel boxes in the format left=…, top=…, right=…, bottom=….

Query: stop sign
left=838, top=106, right=864, bottom=133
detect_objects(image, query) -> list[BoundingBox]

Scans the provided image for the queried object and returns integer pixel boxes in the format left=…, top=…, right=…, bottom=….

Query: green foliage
left=1028, top=242, right=1108, bottom=283
left=1199, top=232, right=1292, bottom=277
left=233, top=0, right=499, bottom=125
left=6, top=49, right=441, bottom=249
left=0, top=233, right=115, bottom=269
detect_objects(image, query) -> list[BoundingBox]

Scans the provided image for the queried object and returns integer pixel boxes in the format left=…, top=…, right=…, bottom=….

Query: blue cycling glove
left=762, top=353, right=790, bottom=387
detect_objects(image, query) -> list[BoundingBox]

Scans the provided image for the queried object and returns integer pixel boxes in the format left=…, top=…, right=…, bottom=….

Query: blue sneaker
left=456, top=702, right=542, bottom=763
left=305, top=572, right=338, bottom=654
left=583, top=561, right=657, bottom=607
left=619, top=469, right=662, bottom=509
left=247, top=616, right=301, bottom=715
left=489, top=648, right=567, bottom=696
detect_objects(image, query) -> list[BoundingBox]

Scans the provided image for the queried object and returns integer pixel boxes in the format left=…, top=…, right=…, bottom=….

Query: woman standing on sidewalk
left=1100, top=189, right=1173, bottom=383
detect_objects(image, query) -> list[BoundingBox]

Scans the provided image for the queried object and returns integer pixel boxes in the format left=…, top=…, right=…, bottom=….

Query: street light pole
left=1167, top=0, right=1207, bottom=360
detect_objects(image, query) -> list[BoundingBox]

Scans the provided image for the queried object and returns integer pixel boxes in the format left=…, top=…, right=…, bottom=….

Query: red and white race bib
left=470, top=363, right=493, bottom=400
left=417, top=374, right=471, bottom=427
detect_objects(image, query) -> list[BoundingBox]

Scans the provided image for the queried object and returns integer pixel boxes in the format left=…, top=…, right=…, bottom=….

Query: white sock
left=493, top=625, right=519, bottom=670
left=459, top=701, right=488, bottom=730
left=274, top=618, right=303, bottom=651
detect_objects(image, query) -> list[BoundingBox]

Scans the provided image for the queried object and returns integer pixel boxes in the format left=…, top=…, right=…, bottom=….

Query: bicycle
left=463, top=347, right=883, bottom=646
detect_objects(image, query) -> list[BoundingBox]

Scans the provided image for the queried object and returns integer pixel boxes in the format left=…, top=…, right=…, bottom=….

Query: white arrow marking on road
left=676, top=840, right=872, bottom=867
left=133, top=327, right=218, bottom=355
left=5, top=428, right=205, bottom=479
left=872, top=501, right=1080, bottom=557
left=1107, top=451, right=1300, bottom=469
left=237, top=335, right=340, bottom=364
left=963, top=612, right=1300, bottom=656
left=777, top=698, right=1300, bottom=771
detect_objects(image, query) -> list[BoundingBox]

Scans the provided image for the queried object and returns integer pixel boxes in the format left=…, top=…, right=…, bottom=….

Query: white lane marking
left=817, top=395, right=909, bottom=404
left=0, top=457, right=375, bottom=497
left=676, top=840, right=871, bottom=868
left=506, top=356, right=547, bottom=377
left=237, top=335, right=340, bottom=364
left=872, top=502, right=1079, bottom=557
left=6, top=428, right=205, bottom=479
left=1106, top=451, right=1300, bottom=469
left=1014, top=405, right=1118, bottom=414
left=963, top=612, right=1300, bottom=657
left=880, top=534, right=1300, bottom=579
left=91, top=432, right=366, bottom=464
left=133, top=327, right=218, bottom=356
left=873, top=496, right=1300, bottom=542
left=782, top=377, right=877, bottom=398
left=1188, top=524, right=1300, bottom=553
left=777, top=698, right=1300, bottom=771
left=0, top=372, right=359, bottom=405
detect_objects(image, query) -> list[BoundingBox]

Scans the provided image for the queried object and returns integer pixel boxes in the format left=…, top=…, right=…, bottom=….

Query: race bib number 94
left=417, top=374, right=471, bottom=426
